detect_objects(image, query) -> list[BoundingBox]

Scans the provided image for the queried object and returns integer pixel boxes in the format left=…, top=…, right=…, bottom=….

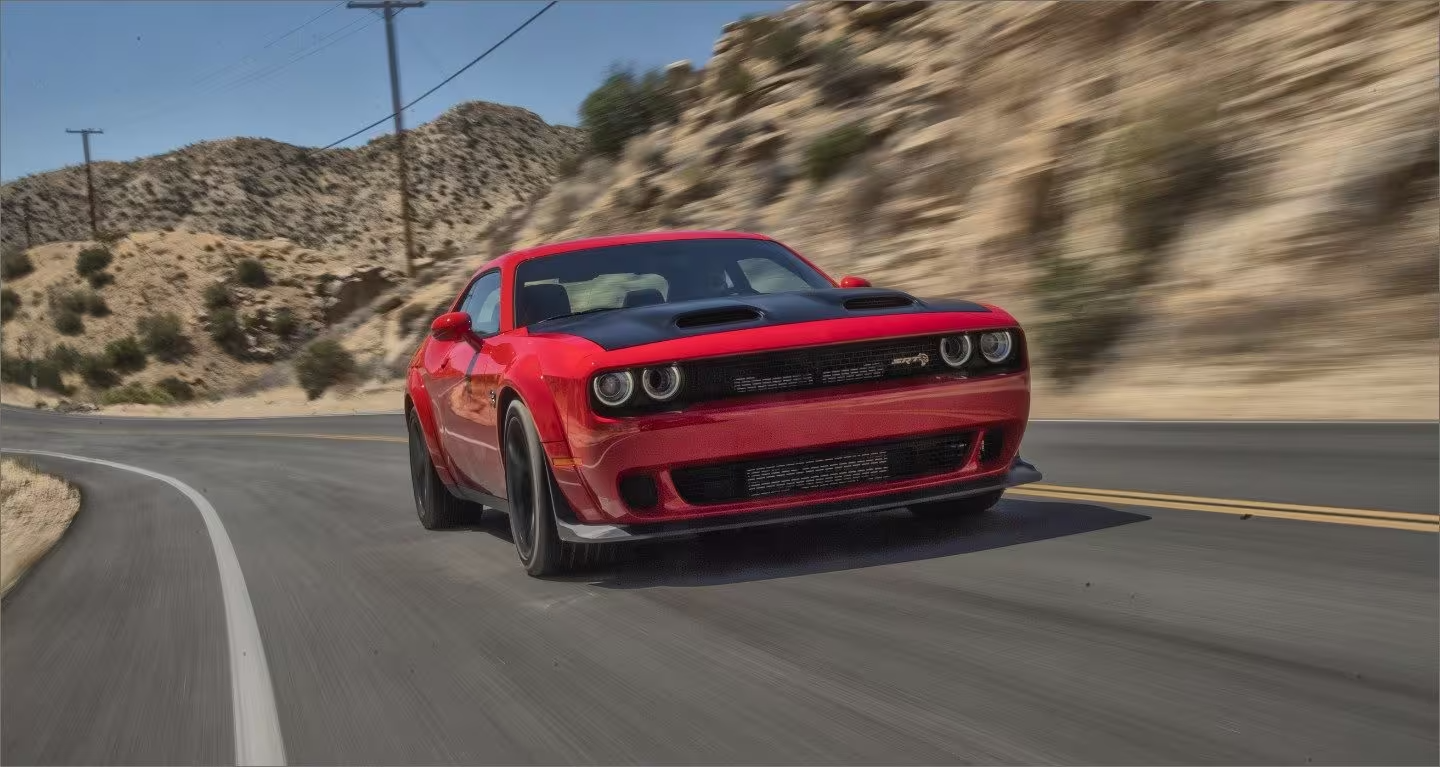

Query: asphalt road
left=1, top=407, right=1436, bottom=766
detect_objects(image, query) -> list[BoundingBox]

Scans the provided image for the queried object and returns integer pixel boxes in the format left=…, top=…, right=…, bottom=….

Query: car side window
left=460, top=271, right=502, bottom=336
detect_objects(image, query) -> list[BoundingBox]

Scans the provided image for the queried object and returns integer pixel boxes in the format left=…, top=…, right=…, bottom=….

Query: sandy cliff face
left=498, top=0, right=1437, bottom=415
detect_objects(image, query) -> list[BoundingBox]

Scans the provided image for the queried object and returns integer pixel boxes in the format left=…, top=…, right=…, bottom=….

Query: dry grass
left=1, top=458, right=81, bottom=596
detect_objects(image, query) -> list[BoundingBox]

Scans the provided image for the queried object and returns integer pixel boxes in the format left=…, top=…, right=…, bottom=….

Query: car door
left=426, top=270, right=503, bottom=495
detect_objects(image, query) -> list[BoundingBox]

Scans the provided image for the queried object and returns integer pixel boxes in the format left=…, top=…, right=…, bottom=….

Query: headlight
left=593, top=370, right=635, bottom=407
left=939, top=335, right=972, bottom=368
left=980, top=331, right=1013, bottom=363
left=641, top=364, right=684, bottom=401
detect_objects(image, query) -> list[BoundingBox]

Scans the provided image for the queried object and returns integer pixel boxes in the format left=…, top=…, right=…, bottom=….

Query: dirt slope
left=485, top=0, right=1438, bottom=414
left=1, top=101, right=584, bottom=262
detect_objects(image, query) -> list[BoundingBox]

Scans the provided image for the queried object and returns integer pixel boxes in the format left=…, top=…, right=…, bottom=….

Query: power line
left=118, top=2, right=350, bottom=126
left=206, top=14, right=381, bottom=96
left=261, top=0, right=348, bottom=50
left=317, top=1, right=557, bottom=151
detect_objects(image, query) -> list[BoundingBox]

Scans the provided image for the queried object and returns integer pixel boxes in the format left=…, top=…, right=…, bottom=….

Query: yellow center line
left=1010, top=488, right=1437, bottom=533
left=1019, top=483, right=1438, bottom=523
left=20, top=428, right=1436, bottom=532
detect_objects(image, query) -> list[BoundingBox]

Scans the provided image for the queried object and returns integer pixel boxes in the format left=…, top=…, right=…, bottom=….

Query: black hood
left=528, top=288, right=991, bottom=351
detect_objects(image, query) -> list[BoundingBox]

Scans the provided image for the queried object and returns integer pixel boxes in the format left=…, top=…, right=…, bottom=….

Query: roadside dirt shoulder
left=2, top=458, right=82, bottom=596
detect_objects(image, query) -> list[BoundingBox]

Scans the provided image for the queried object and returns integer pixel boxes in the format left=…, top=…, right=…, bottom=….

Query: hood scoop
left=674, top=306, right=763, bottom=329
left=844, top=294, right=916, bottom=311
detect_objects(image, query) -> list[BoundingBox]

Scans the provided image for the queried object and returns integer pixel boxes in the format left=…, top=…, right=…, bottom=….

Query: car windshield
left=512, top=238, right=833, bottom=325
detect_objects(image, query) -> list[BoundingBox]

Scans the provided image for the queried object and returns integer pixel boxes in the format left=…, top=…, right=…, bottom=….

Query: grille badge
left=890, top=353, right=930, bottom=367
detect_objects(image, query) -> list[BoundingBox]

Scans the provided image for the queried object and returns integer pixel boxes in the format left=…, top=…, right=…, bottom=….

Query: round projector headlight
left=980, top=331, right=1014, bottom=364
left=641, top=364, right=684, bottom=401
left=939, top=335, right=972, bottom=368
left=593, top=370, right=635, bottom=407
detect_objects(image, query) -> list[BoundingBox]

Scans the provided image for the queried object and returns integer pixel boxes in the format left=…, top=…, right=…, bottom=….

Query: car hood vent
left=674, top=306, right=763, bottom=329
left=844, top=294, right=915, bottom=311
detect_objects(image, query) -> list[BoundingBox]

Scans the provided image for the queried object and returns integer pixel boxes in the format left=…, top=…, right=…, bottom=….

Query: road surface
left=2, top=407, right=1436, bottom=765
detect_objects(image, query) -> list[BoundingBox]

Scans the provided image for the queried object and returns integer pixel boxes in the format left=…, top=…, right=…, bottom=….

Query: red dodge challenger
left=406, top=231, right=1042, bottom=576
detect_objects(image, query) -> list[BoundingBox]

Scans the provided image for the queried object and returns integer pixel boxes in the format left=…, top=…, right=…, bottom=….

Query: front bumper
left=555, top=455, right=1042, bottom=543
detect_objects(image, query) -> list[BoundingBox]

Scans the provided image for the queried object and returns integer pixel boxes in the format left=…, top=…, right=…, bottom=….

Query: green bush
left=756, top=21, right=806, bottom=68
left=99, top=382, right=176, bottom=406
left=579, top=65, right=678, bottom=158
left=294, top=339, right=357, bottom=400
left=75, top=247, right=113, bottom=276
left=1, top=354, right=68, bottom=393
left=47, top=343, right=83, bottom=372
left=716, top=59, right=754, bottom=100
left=805, top=122, right=871, bottom=183
left=137, top=312, right=193, bottom=361
left=104, top=336, right=147, bottom=373
left=53, top=289, right=88, bottom=314
left=203, top=282, right=234, bottom=310
left=235, top=257, right=270, bottom=287
left=208, top=308, right=247, bottom=356
left=814, top=42, right=897, bottom=106
left=155, top=376, right=196, bottom=402
left=1, top=248, right=34, bottom=279
left=86, top=270, right=115, bottom=289
left=554, top=152, right=586, bottom=180
left=271, top=307, right=298, bottom=339
left=77, top=354, right=120, bottom=389
left=84, top=291, right=109, bottom=317
left=1, top=288, right=19, bottom=323
left=398, top=303, right=431, bottom=334
left=53, top=308, right=84, bottom=336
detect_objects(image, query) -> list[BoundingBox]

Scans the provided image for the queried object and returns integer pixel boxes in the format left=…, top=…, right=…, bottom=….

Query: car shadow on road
left=568, top=499, right=1149, bottom=589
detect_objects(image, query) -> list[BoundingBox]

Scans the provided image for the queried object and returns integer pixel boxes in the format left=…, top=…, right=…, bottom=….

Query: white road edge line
left=3, top=448, right=287, bottom=767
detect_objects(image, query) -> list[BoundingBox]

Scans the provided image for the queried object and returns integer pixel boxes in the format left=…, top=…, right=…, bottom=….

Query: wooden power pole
left=65, top=128, right=104, bottom=239
left=22, top=200, right=33, bottom=250
left=347, top=0, right=425, bottom=278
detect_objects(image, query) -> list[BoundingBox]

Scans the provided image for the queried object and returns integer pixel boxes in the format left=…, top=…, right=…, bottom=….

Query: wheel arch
left=405, top=368, right=448, bottom=470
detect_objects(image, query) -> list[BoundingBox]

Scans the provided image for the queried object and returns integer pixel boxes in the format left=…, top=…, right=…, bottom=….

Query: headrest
left=623, top=288, right=665, bottom=308
left=517, top=283, right=572, bottom=327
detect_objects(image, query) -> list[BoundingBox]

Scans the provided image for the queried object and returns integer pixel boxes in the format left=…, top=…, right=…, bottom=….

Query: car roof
left=487, top=230, right=776, bottom=271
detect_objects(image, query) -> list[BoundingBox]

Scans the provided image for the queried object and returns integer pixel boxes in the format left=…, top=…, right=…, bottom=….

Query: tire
left=503, top=400, right=602, bottom=577
left=407, top=409, right=475, bottom=530
left=908, top=490, right=1004, bottom=520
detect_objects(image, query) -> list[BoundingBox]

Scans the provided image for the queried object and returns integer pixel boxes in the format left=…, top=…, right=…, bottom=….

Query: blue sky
left=0, top=0, right=788, bottom=181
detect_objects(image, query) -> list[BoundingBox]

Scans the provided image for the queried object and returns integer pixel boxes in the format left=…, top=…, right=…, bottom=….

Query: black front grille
left=671, top=432, right=973, bottom=505
left=686, top=335, right=947, bottom=400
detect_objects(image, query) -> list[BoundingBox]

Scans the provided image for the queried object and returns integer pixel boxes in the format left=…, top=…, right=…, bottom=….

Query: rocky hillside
left=486, top=0, right=1437, bottom=407
left=1, top=102, right=584, bottom=262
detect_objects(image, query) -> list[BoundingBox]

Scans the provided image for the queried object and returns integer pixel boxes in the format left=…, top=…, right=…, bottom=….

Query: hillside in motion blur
left=3, top=0, right=1437, bottom=419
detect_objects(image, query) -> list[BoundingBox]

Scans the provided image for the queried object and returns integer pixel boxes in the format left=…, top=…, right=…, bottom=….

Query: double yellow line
left=23, top=427, right=1439, bottom=533
left=1009, top=484, right=1438, bottom=533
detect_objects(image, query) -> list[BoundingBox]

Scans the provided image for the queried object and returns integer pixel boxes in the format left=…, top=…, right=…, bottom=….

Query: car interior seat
left=622, top=288, right=665, bottom=308
left=517, top=283, right=572, bottom=326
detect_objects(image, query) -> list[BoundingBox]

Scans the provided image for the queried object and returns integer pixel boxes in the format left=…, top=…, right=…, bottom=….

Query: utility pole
left=22, top=200, right=33, bottom=249
left=347, top=0, right=424, bottom=278
left=65, top=128, right=104, bottom=240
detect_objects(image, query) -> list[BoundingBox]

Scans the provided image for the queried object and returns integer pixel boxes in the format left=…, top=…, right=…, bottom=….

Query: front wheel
left=503, top=400, right=602, bottom=577
left=908, top=490, right=1004, bottom=520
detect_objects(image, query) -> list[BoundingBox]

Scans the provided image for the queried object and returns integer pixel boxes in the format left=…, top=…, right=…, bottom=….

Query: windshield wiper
left=541, top=307, right=618, bottom=322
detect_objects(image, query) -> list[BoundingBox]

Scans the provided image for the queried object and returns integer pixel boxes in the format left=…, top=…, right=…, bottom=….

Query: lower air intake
left=671, top=432, right=973, bottom=505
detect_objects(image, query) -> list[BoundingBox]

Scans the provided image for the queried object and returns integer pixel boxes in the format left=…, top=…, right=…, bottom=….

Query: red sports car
left=405, top=231, right=1042, bottom=576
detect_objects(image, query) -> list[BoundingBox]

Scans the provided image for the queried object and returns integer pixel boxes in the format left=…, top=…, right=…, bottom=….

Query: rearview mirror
left=430, top=311, right=473, bottom=342
left=839, top=275, right=872, bottom=288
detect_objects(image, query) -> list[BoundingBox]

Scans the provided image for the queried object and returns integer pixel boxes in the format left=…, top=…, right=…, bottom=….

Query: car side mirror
left=430, top=311, right=473, bottom=342
left=839, top=275, right=872, bottom=288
